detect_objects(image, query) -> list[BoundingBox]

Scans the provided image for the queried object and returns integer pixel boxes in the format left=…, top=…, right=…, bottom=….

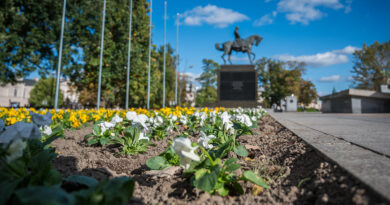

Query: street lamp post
left=125, top=0, right=133, bottom=109
left=97, top=0, right=107, bottom=109
left=147, top=0, right=153, bottom=109
left=54, top=0, right=67, bottom=109
left=162, top=1, right=167, bottom=108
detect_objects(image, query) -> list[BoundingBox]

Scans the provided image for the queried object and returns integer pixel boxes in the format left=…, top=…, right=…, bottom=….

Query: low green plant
left=146, top=144, right=180, bottom=170
left=0, top=136, right=135, bottom=205
left=84, top=123, right=117, bottom=146
left=112, top=126, right=151, bottom=155
left=187, top=148, right=269, bottom=196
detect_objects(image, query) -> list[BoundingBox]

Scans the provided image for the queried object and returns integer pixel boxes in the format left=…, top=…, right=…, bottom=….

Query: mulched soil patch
left=52, top=115, right=388, bottom=204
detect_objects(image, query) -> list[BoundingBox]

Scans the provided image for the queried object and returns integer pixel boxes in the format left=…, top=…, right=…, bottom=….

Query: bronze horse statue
left=215, top=35, right=263, bottom=64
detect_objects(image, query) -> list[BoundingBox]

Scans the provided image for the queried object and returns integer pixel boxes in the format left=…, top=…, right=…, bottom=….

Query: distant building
left=280, top=95, right=298, bottom=112
left=0, top=78, right=37, bottom=107
left=320, top=88, right=390, bottom=113
left=0, top=78, right=79, bottom=108
left=185, top=83, right=196, bottom=107
left=304, top=97, right=322, bottom=110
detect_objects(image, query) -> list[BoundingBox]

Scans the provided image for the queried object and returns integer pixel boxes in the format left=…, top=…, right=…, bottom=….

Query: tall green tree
left=1, top=0, right=178, bottom=108
left=299, top=79, right=317, bottom=106
left=0, top=0, right=79, bottom=84
left=256, top=58, right=309, bottom=106
left=351, top=40, right=390, bottom=91
left=29, top=77, right=64, bottom=107
left=195, top=59, right=219, bottom=106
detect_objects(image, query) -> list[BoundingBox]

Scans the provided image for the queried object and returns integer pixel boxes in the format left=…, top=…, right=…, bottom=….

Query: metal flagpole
left=125, top=0, right=133, bottom=109
left=97, top=0, right=106, bottom=109
left=162, top=1, right=167, bottom=107
left=147, top=0, right=152, bottom=109
left=175, top=13, right=179, bottom=106
left=54, top=0, right=66, bottom=109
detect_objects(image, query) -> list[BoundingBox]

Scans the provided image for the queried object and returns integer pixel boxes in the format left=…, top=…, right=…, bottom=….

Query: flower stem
left=198, top=146, right=214, bottom=166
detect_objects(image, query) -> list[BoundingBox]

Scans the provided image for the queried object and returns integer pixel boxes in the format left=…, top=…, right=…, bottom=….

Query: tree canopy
left=195, top=59, right=219, bottom=107
left=29, top=77, right=64, bottom=107
left=256, top=58, right=317, bottom=107
left=1, top=0, right=178, bottom=108
left=351, top=40, right=390, bottom=91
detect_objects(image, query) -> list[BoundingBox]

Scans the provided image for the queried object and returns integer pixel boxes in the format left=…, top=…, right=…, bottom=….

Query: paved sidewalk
left=269, top=111, right=390, bottom=201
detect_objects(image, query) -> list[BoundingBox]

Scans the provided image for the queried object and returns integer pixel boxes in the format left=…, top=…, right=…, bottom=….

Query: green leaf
left=217, top=185, right=229, bottom=196
left=98, top=176, right=135, bottom=204
left=232, top=181, right=244, bottom=195
left=87, top=138, right=99, bottom=145
left=0, top=179, right=23, bottom=205
left=100, top=138, right=109, bottom=145
left=194, top=168, right=208, bottom=180
left=224, top=164, right=241, bottom=173
left=44, top=169, right=63, bottom=186
left=14, top=186, right=75, bottom=205
left=233, top=145, right=248, bottom=157
left=92, top=124, right=101, bottom=136
left=64, top=175, right=99, bottom=188
left=146, top=156, right=169, bottom=170
left=194, top=170, right=218, bottom=192
left=243, top=171, right=269, bottom=189
left=223, top=158, right=238, bottom=166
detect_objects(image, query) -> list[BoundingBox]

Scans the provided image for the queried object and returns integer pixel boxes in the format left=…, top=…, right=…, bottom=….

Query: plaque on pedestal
left=217, top=65, right=258, bottom=107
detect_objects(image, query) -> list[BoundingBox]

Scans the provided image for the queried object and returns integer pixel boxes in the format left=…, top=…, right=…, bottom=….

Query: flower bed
left=0, top=107, right=387, bottom=204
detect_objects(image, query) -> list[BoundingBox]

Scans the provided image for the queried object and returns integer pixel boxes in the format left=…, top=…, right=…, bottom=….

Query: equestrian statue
left=215, top=26, right=263, bottom=64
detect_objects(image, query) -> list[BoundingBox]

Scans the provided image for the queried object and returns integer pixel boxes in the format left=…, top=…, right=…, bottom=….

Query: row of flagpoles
left=54, top=0, right=180, bottom=110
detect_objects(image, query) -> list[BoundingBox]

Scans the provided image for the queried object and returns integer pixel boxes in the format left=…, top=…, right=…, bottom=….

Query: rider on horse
left=233, top=26, right=244, bottom=51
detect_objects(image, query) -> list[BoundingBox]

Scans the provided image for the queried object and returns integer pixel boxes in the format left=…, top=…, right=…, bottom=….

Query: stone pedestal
left=217, top=65, right=258, bottom=107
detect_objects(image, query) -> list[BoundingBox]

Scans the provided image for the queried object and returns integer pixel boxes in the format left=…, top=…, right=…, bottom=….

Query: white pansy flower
left=111, top=114, right=123, bottom=124
left=235, top=114, right=253, bottom=127
left=126, top=111, right=149, bottom=130
left=220, top=111, right=234, bottom=133
left=197, top=131, right=216, bottom=149
left=173, top=137, right=200, bottom=170
left=251, top=116, right=257, bottom=122
left=6, top=139, right=27, bottom=162
left=42, top=125, right=52, bottom=136
left=0, top=122, right=41, bottom=145
left=199, top=112, right=207, bottom=126
left=152, top=116, right=164, bottom=127
left=138, top=128, right=149, bottom=141
left=180, top=115, right=187, bottom=125
left=99, top=121, right=115, bottom=135
left=126, top=111, right=137, bottom=121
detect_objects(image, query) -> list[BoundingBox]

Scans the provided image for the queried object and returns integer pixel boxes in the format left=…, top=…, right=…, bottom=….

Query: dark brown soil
left=52, top=115, right=388, bottom=205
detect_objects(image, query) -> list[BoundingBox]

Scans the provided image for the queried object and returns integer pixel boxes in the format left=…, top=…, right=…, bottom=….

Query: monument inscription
left=217, top=65, right=258, bottom=107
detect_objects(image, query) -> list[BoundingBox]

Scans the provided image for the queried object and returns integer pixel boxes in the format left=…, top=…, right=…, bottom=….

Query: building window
left=14, top=88, right=17, bottom=97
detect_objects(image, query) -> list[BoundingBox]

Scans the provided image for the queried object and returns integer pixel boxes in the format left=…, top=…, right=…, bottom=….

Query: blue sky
left=150, top=0, right=390, bottom=96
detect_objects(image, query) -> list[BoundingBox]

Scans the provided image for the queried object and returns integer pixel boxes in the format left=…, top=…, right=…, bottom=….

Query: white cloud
left=277, top=0, right=345, bottom=24
left=182, top=5, right=249, bottom=28
left=345, top=0, right=353, bottom=13
left=319, top=75, right=342, bottom=82
left=181, top=72, right=201, bottom=82
left=254, top=12, right=278, bottom=26
left=275, top=45, right=359, bottom=67
left=318, top=91, right=330, bottom=96
left=333, top=45, right=359, bottom=54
